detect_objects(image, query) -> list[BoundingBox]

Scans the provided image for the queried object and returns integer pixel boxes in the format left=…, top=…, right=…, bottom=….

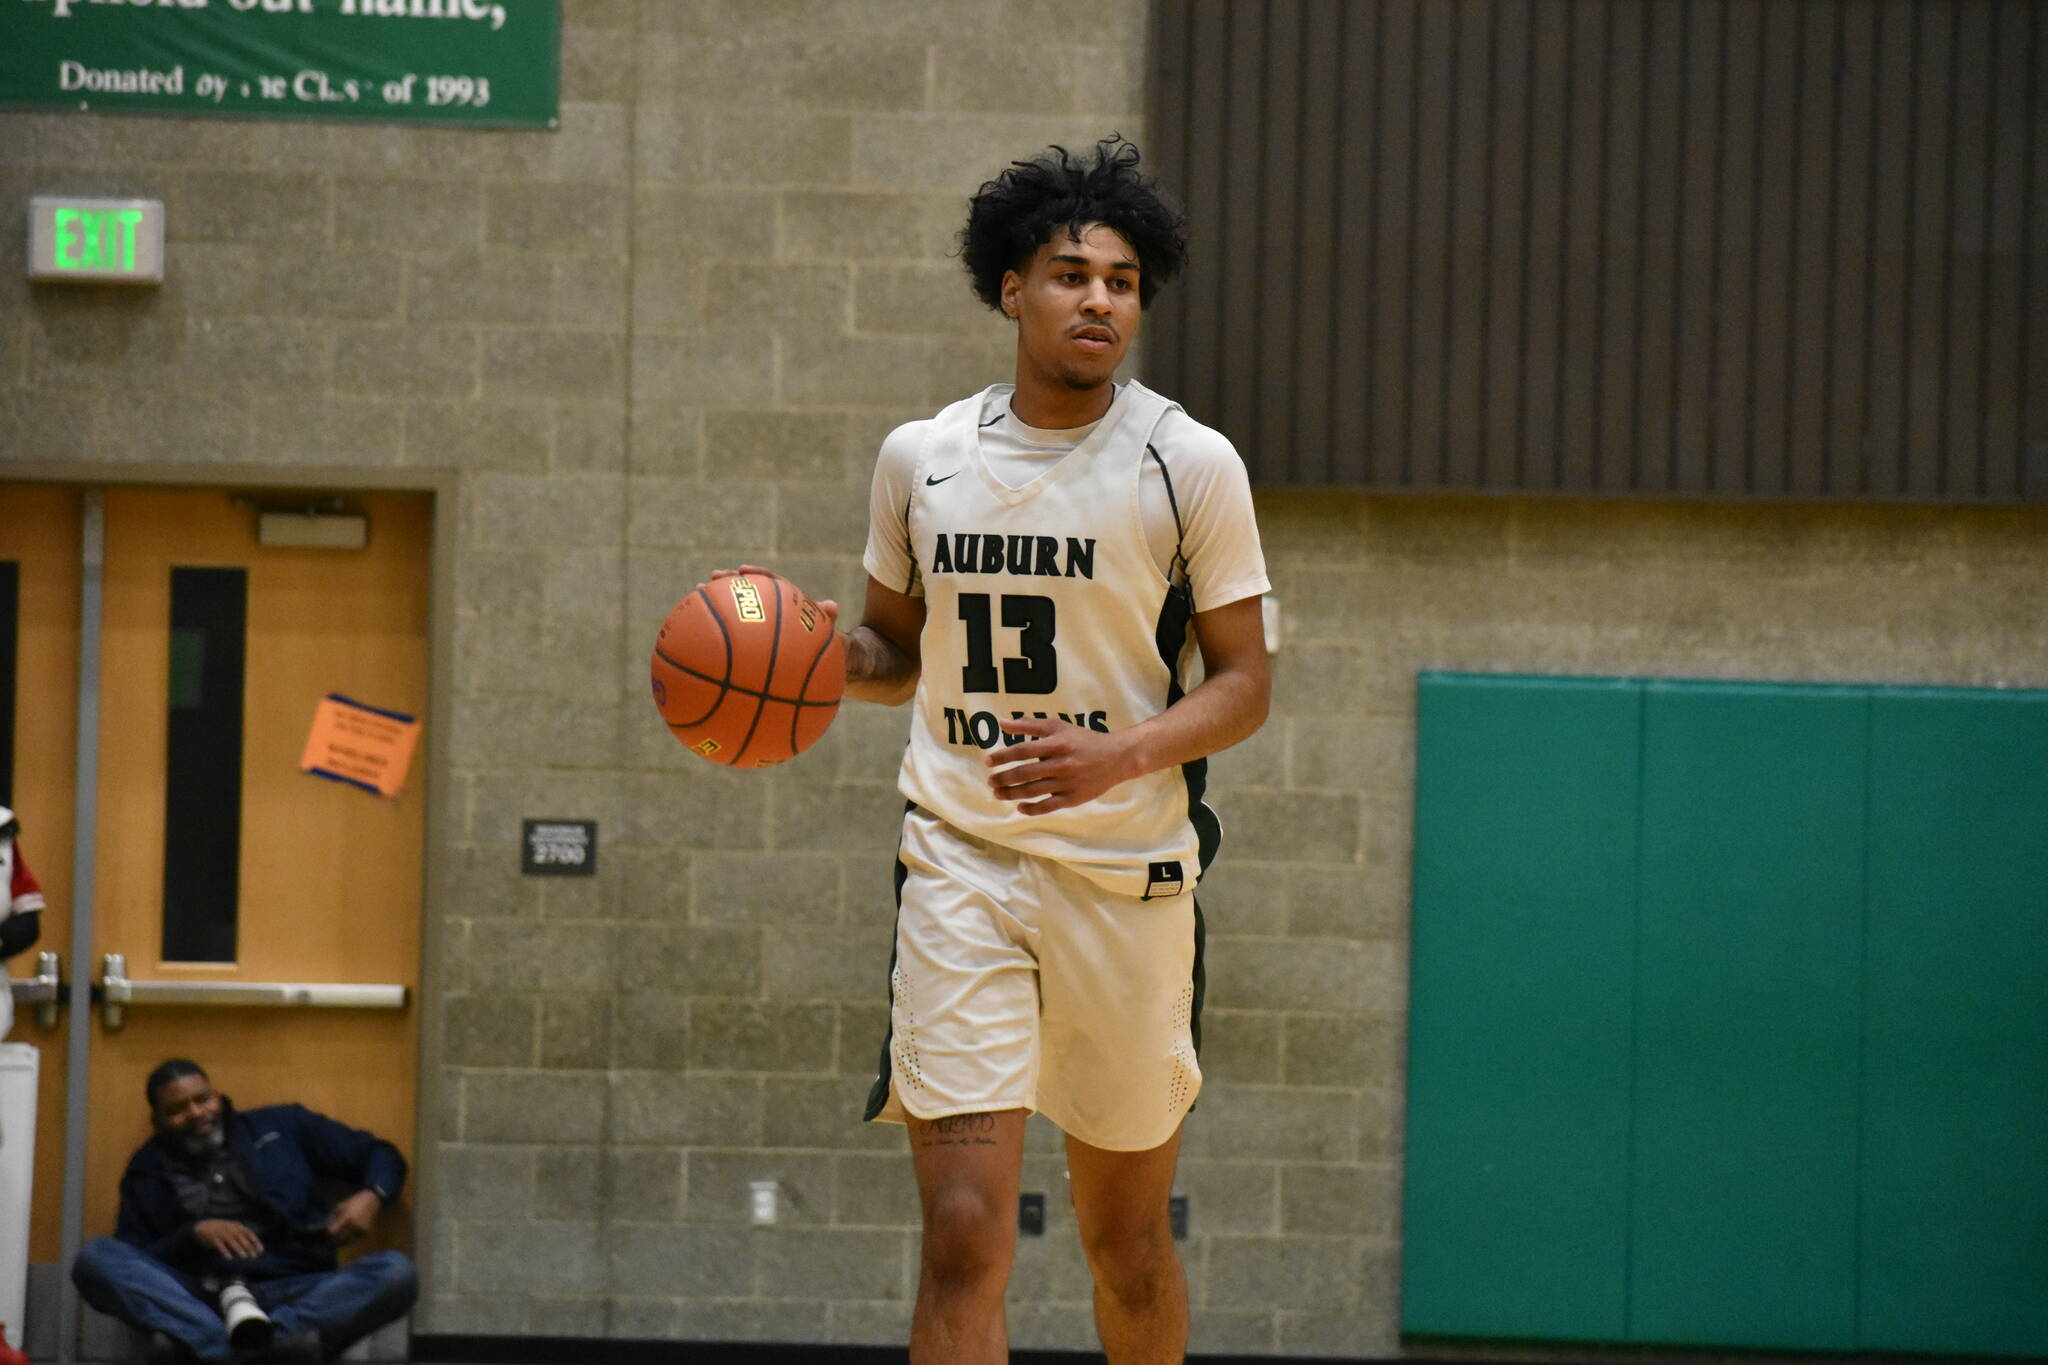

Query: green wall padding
left=1631, top=684, right=1865, bottom=1349
left=1405, top=673, right=2048, bottom=1358
left=1403, top=676, right=1639, bottom=1339
left=1861, top=692, right=2048, bottom=1356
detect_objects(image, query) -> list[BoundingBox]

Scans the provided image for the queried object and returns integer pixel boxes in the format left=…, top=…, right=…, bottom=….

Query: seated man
left=73, top=1060, right=417, bottom=1365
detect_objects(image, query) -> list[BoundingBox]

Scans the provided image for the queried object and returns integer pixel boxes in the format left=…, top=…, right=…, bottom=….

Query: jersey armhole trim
left=1146, top=443, right=1190, bottom=591
left=901, top=485, right=918, bottom=594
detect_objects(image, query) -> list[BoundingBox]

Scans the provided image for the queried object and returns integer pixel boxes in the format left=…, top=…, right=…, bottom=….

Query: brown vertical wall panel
left=1982, top=0, right=2028, bottom=498
left=1710, top=0, right=1757, bottom=496
left=1147, top=0, right=2047, bottom=501
left=1292, top=0, right=1345, bottom=482
left=1372, top=1, right=1417, bottom=485
left=1598, top=0, right=1644, bottom=492
left=1176, top=0, right=1229, bottom=420
left=1258, top=0, right=1304, bottom=481
left=1445, top=0, right=1493, bottom=489
left=1481, top=0, right=1531, bottom=487
left=1636, top=0, right=1684, bottom=493
left=1942, top=1, right=1988, bottom=498
left=1672, top=0, right=1722, bottom=495
left=1829, top=0, right=1877, bottom=497
left=1787, top=0, right=1837, bottom=497
left=1867, top=0, right=1915, bottom=497
left=1522, top=2, right=1570, bottom=487
left=1750, top=1, right=1798, bottom=494
left=1409, top=0, right=1453, bottom=485
left=1221, top=0, right=1267, bottom=455
left=1331, top=0, right=1378, bottom=484
left=1556, top=0, right=1602, bottom=492
left=2023, top=0, right=2039, bottom=501
left=1904, top=0, right=1954, bottom=499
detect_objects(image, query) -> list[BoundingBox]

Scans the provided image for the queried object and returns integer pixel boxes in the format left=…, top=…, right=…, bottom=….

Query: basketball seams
left=787, top=608, right=844, bottom=756
left=726, top=573, right=785, bottom=766
left=652, top=607, right=726, bottom=728
left=697, top=580, right=746, bottom=764
left=655, top=683, right=724, bottom=729
left=650, top=593, right=729, bottom=729
left=653, top=645, right=839, bottom=708
left=692, top=584, right=735, bottom=682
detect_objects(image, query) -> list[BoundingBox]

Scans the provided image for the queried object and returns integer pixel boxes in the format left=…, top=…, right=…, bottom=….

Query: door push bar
left=98, top=954, right=409, bottom=1031
left=5, top=951, right=66, bottom=1029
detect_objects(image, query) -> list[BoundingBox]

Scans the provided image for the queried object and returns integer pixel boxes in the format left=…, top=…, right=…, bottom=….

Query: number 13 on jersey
left=958, top=593, right=1058, bottom=694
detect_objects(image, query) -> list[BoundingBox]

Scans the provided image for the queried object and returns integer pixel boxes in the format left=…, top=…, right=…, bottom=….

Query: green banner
left=0, top=0, right=558, bottom=128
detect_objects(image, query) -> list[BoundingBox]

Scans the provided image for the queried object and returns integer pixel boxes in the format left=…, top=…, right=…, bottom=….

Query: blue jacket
left=114, top=1101, right=407, bottom=1279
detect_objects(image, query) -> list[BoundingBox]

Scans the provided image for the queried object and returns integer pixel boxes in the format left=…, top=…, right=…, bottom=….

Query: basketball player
left=729, top=137, right=1268, bottom=1362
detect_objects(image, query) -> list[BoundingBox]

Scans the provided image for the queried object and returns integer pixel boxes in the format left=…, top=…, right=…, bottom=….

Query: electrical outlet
left=1169, top=1193, right=1188, bottom=1240
left=1018, top=1192, right=1046, bottom=1236
left=749, top=1180, right=779, bottom=1225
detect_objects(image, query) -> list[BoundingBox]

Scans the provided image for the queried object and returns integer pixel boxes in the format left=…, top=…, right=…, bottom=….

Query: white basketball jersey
left=898, top=380, right=1219, bottom=899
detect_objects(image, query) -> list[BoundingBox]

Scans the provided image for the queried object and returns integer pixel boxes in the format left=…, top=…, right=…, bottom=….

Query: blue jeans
left=72, top=1236, right=416, bottom=1363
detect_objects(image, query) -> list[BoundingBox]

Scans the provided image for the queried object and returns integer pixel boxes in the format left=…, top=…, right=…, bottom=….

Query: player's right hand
left=194, top=1219, right=263, bottom=1259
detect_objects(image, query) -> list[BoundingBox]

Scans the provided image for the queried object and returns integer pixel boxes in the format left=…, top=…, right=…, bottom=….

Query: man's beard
left=175, top=1124, right=225, bottom=1158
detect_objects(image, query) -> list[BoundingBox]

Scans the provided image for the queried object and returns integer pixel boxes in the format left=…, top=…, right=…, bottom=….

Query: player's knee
left=918, top=1184, right=1014, bottom=1285
left=1078, top=1218, right=1177, bottom=1300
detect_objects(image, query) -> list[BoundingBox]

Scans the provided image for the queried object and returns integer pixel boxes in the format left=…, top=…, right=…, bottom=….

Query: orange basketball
left=650, top=570, right=845, bottom=767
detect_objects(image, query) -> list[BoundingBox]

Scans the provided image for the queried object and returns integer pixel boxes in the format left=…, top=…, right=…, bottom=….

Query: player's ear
left=999, top=270, right=1022, bottom=319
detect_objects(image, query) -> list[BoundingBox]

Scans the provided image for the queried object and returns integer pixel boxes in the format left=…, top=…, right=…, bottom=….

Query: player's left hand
left=326, top=1189, right=383, bottom=1244
left=986, top=716, right=1138, bottom=815
left=708, top=565, right=839, bottom=629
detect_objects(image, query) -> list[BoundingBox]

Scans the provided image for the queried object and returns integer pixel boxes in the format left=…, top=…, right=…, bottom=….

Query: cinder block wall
left=1206, top=491, right=2048, bottom=1356
left=5, top=0, right=2046, bottom=1357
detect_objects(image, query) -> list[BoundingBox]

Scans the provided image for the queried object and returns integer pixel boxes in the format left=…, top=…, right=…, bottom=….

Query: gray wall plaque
left=521, top=819, right=595, bottom=877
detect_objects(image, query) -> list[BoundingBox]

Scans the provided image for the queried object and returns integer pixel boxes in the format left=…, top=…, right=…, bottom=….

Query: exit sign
left=28, top=197, right=164, bottom=285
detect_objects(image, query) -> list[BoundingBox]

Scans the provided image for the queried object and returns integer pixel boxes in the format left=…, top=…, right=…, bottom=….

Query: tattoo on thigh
left=918, top=1112, right=999, bottom=1147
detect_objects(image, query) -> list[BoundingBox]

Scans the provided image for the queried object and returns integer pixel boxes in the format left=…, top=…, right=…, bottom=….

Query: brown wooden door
left=2, top=483, right=82, bottom=1265
left=2, top=484, right=429, bottom=1265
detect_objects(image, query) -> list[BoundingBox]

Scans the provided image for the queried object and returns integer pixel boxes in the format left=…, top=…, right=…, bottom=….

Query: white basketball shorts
left=863, top=805, right=1204, bottom=1152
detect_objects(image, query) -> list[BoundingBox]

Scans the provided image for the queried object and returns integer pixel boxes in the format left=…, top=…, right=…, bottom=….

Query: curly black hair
left=961, top=135, right=1189, bottom=311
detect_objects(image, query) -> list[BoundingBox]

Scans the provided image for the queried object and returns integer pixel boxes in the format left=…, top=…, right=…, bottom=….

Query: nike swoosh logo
left=925, top=472, right=959, bottom=486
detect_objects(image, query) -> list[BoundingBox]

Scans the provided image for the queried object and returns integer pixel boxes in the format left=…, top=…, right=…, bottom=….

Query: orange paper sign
left=299, top=694, right=421, bottom=798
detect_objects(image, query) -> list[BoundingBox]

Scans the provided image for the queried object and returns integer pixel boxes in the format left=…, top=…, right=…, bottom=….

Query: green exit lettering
left=53, top=207, right=144, bottom=273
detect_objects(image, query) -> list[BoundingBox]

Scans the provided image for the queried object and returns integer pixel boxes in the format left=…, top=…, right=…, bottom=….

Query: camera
left=216, top=1281, right=274, bottom=1353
